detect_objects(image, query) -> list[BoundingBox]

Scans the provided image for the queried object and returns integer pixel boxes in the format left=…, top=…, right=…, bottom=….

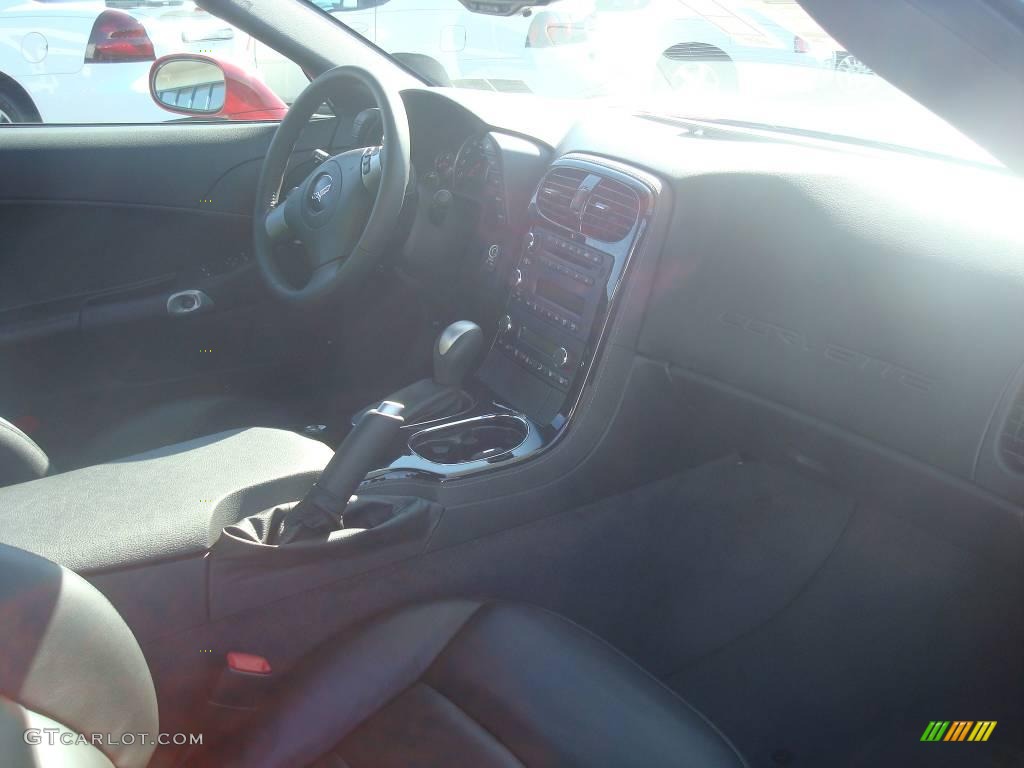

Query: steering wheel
left=253, top=66, right=411, bottom=304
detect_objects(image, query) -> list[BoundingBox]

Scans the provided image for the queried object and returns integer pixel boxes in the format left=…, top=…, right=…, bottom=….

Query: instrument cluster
left=431, top=133, right=500, bottom=195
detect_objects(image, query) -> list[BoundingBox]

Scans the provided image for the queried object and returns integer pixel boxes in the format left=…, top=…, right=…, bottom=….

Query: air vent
left=536, top=167, right=587, bottom=230
left=536, top=167, right=641, bottom=242
left=1000, top=388, right=1024, bottom=471
left=581, top=178, right=640, bottom=242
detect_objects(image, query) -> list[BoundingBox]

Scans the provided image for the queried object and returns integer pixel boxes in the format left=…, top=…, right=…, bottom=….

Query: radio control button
left=500, top=314, right=513, bottom=334
left=513, top=268, right=524, bottom=286
left=554, top=347, right=569, bottom=368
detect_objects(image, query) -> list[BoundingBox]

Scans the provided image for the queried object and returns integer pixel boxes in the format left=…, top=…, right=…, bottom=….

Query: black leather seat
left=0, top=542, right=747, bottom=768
left=0, top=395, right=302, bottom=488
left=239, top=600, right=747, bottom=768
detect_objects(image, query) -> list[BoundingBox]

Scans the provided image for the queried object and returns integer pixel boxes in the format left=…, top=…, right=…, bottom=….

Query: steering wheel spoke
left=264, top=197, right=293, bottom=243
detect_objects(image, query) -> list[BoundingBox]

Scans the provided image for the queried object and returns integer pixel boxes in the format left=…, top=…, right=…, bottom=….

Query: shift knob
left=433, top=321, right=483, bottom=387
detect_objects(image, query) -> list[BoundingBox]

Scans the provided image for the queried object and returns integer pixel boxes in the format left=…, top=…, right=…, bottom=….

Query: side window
left=0, top=0, right=305, bottom=124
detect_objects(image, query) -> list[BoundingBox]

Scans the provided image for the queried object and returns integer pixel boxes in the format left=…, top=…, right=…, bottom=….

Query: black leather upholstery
left=0, top=541, right=745, bottom=768
left=0, top=418, right=48, bottom=487
left=0, top=395, right=303, bottom=488
left=0, top=428, right=332, bottom=573
left=238, top=601, right=748, bottom=768
left=0, top=543, right=158, bottom=768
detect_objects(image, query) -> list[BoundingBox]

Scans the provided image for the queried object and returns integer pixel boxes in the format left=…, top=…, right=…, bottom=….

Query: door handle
left=167, top=290, right=214, bottom=317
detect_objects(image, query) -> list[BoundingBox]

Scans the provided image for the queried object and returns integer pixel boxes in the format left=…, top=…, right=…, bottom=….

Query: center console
left=499, top=226, right=612, bottom=392
left=0, top=148, right=664, bottom=762
left=0, top=153, right=659, bottom=614
left=374, top=154, right=659, bottom=480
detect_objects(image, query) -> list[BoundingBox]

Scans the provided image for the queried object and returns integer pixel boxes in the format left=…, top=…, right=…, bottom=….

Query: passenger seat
left=0, top=543, right=747, bottom=767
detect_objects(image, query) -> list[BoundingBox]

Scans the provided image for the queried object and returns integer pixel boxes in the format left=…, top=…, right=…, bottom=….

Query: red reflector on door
left=227, top=652, right=272, bottom=675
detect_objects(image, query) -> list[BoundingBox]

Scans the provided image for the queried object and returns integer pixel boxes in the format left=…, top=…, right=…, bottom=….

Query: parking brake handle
left=275, top=401, right=405, bottom=544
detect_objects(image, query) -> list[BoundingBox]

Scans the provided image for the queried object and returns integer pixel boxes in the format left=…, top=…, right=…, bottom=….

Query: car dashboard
left=369, top=85, right=1024, bottom=517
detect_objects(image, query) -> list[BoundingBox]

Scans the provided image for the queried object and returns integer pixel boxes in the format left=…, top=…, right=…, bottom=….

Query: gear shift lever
left=351, top=321, right=484, bottom=427
left=274, top=323, right=483, bottom=543
left=433, top=320, right=484, bottom=387
left=276, top=401, right=405, bottom=544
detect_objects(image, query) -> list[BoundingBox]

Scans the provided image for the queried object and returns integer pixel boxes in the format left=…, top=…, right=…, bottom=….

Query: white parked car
left=589, top=0, right=834, bottom=94
left=0, top=0, right=245, bottom=123
left=255, top=0, right=601, bottom=103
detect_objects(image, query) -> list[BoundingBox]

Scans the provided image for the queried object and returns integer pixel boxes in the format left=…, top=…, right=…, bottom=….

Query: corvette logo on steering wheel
left=309, top=174, right=334, bottom=211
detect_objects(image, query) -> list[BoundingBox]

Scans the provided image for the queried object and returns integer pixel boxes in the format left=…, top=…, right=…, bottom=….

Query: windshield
left=306, top=0, right=997, bottom=165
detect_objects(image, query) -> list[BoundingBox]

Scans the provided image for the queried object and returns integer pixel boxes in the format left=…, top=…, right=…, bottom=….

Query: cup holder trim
left=407, top=414, right=531, bottom=466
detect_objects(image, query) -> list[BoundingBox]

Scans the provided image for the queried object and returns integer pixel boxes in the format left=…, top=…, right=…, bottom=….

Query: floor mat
left=408, top=455, right=855, bottom=676
left=567, top=455, right=856, bottom=675
left=666, top=502, right=1024, bottom=768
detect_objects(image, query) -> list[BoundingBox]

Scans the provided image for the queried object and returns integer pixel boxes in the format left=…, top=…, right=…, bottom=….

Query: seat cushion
left=0, top=543, right=158, bottom=768
left=237, top=601, right=747, bottom=768
left=76, top=394, right=307, bottom=469
left=0, top=427, right=332, bottom=572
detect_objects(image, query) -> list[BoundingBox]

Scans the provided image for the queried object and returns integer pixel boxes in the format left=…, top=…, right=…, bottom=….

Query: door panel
left=0, top=117, right=354, bottom=463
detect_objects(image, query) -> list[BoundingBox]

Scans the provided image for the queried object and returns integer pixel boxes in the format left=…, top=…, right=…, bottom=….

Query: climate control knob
left=554, top=346, right=570, bottom=368
left=513, top=268, right=524, bottom=287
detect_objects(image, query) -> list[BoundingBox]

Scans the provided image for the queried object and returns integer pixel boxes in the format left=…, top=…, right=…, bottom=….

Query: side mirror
left=149, top=54, right=288, bottom=121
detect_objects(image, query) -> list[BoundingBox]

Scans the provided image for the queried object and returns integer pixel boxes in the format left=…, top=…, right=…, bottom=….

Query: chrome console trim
left=390, top=414, right=541, bottom=478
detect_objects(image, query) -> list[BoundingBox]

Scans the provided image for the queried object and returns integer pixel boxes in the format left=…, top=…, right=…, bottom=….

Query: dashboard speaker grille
left=581, top=178, right=640, bottom=242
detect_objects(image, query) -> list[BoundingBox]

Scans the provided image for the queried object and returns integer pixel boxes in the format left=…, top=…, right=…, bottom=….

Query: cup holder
left=409, top=415, right=529, bottom=465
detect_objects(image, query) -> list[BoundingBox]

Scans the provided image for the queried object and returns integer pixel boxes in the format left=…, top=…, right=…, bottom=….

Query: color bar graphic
left=944, top=721, right=972, bottom=741
left=921, top=721, right=996, bottom=742
left=968, top=722, right=997, bottom=742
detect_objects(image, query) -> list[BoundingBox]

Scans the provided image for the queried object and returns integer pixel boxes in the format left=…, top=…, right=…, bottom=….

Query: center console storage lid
left=0, top=428, right=331, bottom=573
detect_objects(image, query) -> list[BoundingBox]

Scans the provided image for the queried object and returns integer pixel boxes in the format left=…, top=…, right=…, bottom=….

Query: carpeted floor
left=665, top=498, right=1024, bottom=767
